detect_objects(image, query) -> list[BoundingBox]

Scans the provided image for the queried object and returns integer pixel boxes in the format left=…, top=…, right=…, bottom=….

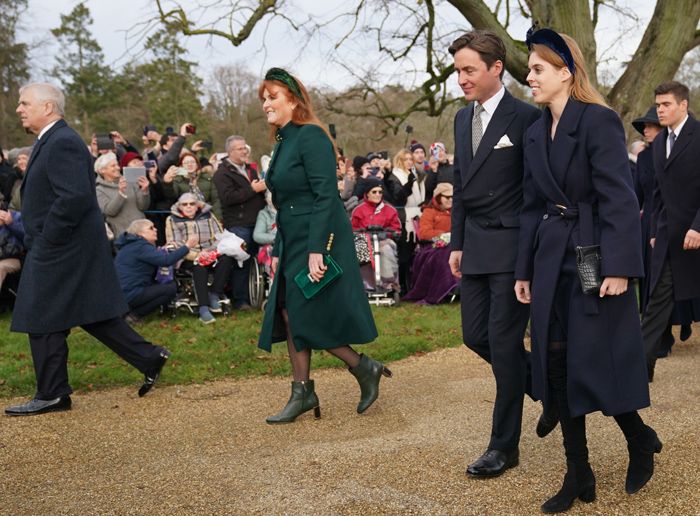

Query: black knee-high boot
left=614, top=412, right=662, bottom=494
left=541, top=348, right=596, bottom=514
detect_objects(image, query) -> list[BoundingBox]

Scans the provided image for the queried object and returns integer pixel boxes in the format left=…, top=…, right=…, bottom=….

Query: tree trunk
left=608, top=0, right=700, bottom=129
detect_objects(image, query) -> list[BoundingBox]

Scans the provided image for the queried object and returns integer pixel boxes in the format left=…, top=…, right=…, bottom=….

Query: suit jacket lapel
left=463, top=91, right=516, bottom=187
left=548, top=99, right=587, bottom=190
left=526, top=108, right=572, bottom=206
left=665, top=116, right=696, bottom=169
left=458, top=103, right=474, bottom=177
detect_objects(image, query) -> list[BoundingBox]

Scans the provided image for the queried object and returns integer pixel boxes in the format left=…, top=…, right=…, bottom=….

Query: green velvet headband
left=265, top=67, right=304, bottom=101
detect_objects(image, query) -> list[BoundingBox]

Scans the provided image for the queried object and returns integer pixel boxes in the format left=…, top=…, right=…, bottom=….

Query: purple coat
left=515, top=100, right=649, bottom=418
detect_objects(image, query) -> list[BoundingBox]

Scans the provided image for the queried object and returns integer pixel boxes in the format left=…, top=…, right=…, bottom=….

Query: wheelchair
left=168, top=266, right=231, bottom=317
left=355, top=226, right=401, bottom=307
left=249, top=245, right=273, bottom=310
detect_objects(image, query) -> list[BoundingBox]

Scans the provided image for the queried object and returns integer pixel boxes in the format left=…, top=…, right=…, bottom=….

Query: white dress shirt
left=476, top=85, right=506, bottom=133
left=666, top=114, right=689, bottom=158
left=37, top=119, right=60, bottom=140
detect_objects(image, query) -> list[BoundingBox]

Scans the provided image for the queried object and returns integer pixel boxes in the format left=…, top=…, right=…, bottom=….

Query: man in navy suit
left=5, top=83, right=170, bottom=416
left=643, top=81, right=700, bottom=381
left=448, top=31, right=544, bottom=477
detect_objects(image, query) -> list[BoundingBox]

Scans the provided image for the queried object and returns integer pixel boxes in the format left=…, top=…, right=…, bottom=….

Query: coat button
left=543, top=214, right=549, bottom=220
left=488, top=190, right=494, bottom=196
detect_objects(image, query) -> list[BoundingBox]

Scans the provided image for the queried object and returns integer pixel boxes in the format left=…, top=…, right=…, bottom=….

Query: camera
left=175, top=167, right=189, bottom=177
left=200, top=140, right=213, bottom=150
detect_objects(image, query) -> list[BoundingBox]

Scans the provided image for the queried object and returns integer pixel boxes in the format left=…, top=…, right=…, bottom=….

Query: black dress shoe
left=467, top=448, right=519, bottom=477
left=5, top=396, right=72, bottom=416
left=537, top=403, right=559, bottom=438
left=138, top=349, right=171, bottom=397
left=680, top=324, right=692, bottom=342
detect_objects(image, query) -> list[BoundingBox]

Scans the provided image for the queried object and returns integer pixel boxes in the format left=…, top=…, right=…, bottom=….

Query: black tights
left=548, top=341, right=645, bottom=466
left=281, top=309, right=361, bottom=381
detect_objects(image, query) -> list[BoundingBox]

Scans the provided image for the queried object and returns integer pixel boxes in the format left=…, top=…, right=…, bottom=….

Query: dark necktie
left=472, top=104, right=485, bottom=156
left=668, top=130, right=676, bottom=157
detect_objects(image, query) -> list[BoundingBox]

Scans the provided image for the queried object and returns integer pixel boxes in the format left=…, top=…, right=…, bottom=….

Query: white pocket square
left=494, top=135, right=514, bottom=149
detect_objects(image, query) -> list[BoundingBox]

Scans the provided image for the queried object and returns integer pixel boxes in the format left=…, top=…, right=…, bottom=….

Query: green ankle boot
left=349, top=354, right=392, bottom=414
left=266, top=380, right=321, bottom=424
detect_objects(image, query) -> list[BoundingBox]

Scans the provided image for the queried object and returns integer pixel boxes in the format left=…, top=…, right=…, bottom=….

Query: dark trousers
left=642, top=259, right=676, bottom=362
left=182, top=255, right=234, bottom=307
left=29, top=317, right=163, bottom=400
left=227, top=226, right=257, bottom=305
left=128, top=282, right=177, bottom=317
left=460, top=273, right=531, bottom=452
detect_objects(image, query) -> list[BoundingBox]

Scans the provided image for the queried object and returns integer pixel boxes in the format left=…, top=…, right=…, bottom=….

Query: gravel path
left=1, top=327, right=698, bottom=515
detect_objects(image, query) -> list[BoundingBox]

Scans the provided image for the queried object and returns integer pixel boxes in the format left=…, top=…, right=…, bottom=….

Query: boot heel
left=382, top=367, right=393, bottom=378
left=313, top=406, right=321, bottom=419
left=579, top=486, right=596, bottom=503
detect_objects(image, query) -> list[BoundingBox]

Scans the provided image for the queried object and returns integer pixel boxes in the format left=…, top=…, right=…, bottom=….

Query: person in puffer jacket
left=114, top=219, right=196, bottom=321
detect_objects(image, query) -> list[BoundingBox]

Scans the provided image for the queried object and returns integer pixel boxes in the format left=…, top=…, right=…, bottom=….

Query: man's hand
left=514, top=280, right=531, bottom=304
left=308, top=253, right=327, bottom=282
left=428, top=157, right=439, bottom=173
left=599, top=277, right=628, bottom=297
left=191, top=140, right=204, bottom=152
left=683, top=229, right=700, bottom=250
left=179, top=123, right=191, bottom=137
left=251, top=179, right=267, bottom=193
left=448, top=250, right=462, bottom=278
left=137, top=176, right=150, bottom=193
left=110, top=131, right=126, bottom=145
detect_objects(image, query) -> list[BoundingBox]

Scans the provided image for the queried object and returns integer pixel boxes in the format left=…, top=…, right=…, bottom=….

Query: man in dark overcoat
left=447, top=31, right=544, bottom=477
left=5, top=83, right=170, bottom=416
left=643, top=81, right=700, bottom=381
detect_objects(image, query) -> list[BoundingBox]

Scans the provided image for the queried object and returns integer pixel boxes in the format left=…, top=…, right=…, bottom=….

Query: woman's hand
left=599, top=277, right=628, bottom=297
left=137, top=176, right=150, bottom=193
left=163, top=166, right=177, bottom=184
left=515, top=280, right=532, bottom=304
left=271, top=256, right=279, bottom=276
left=185, top=234, right=199, bottom=249
left=308, top=252, right=327, bottom=282
left=118, top=177, right=127, bottom=195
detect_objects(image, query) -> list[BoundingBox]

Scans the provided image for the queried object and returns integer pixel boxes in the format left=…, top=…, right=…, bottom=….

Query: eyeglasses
left=180, top=202, right=197, bottom=207
left=368, top=189, right=383, bottom=195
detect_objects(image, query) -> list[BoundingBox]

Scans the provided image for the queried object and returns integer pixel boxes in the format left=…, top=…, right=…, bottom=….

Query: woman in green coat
left=258, top=68, right=391, bottom=424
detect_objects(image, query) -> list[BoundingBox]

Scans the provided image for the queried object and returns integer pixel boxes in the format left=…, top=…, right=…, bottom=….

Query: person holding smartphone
left=257, top=67, right=390, bottom=424
left=95, top=152, right=150, bottom=240
left=162, top=152, right=222, bottom=219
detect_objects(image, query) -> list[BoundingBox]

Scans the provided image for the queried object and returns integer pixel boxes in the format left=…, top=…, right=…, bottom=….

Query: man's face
left=228, top=139, right=248, bottom=165
left=412, top=148, right=425, bottom=164
left=453, top=46, right=502, bottom=104
left=655, top=93, right=688, bottom=129
left=16, top=88, right=54, bottom=135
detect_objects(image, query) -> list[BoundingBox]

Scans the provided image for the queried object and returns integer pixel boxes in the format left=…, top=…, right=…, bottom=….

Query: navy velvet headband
left=526, top=27, right=576, bottom=76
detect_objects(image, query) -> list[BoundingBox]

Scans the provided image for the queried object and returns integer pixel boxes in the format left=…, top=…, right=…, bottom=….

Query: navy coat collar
left=22, top=119, right=68, bottom=195
left=526, top=98, right=588, bottom=207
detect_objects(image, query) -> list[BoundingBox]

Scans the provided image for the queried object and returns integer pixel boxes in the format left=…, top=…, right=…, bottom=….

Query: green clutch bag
left=294, top=254, right=343, bottom=300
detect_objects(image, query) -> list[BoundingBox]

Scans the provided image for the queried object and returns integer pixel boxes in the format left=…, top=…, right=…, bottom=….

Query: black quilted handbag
left=575, top=245, right=602, bottom=295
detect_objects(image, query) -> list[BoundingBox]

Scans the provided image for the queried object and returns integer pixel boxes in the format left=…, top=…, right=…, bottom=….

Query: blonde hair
left=530, top=33, right=607, bottom=108
left=392, top=149, right=413, bottom=171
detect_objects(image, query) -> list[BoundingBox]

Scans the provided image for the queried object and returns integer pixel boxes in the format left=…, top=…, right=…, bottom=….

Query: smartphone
left=369, top=167, right=380, bottom=176
left=200, top=140, right=213, bottom=150
left=175, top=167, right=189, bottom=177
left=123, top=167, right=145, bottom=184
left=143, top=160, right=156, bottom=169
left=95, top=133, right=114, bottom=151
left=431, top=146, right=441, bottom=160
left=185, top=124, right=196, bottom=134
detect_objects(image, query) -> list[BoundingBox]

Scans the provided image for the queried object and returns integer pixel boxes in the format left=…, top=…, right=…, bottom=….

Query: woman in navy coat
left=514, top=29, right=661, bottom=513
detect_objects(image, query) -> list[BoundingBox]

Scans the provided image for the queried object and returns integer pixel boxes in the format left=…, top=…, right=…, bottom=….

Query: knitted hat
left=119, top=151, right=141, bottom=168
left=352, top=155, right=370, bottom=171
left=409, top=142, right=425, bottom=153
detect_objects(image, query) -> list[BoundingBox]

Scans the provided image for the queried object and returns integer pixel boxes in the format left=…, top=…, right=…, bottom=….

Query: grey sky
left=24, top=0, right=657, bottom=96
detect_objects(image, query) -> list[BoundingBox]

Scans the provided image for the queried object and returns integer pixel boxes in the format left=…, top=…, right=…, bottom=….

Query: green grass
left=0, top=303, right=463, bottom=398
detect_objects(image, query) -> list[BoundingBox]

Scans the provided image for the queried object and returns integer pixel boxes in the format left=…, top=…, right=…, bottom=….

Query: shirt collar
left=670, top=114, right=689, bottom=137
left=478, top=85, right=506, bottom=117
left=37, top=119, right=60, bottom=140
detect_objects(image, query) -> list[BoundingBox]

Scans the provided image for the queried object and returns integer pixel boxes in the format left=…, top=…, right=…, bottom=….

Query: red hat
left=119, top=151, right=141, bottom=168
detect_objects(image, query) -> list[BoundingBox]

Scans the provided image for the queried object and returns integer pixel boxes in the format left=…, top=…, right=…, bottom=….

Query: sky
left=23, top=0, right=659, bottom=96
